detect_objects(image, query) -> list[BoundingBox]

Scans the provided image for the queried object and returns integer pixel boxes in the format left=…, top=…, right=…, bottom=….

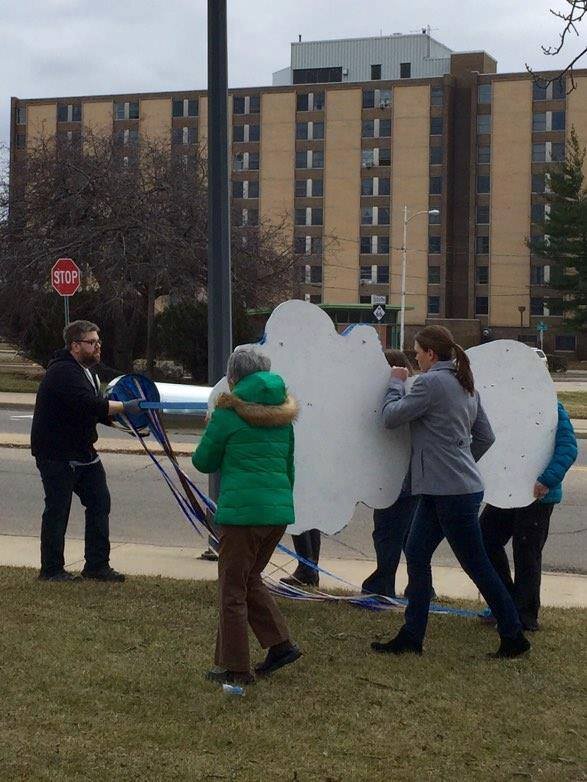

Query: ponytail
left=452, top=343, right=475, bottom=395
left=414, top=325, right=475, bottom=395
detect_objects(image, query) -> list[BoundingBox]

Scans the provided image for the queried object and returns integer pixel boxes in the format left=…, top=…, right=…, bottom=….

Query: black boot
left=255, top=641, right=302, bottom=676
left=489, top=631, right=531, bottom=659
left=371, top=627, right=423, bottom=656
left=280, top=572, right=319, bottom=587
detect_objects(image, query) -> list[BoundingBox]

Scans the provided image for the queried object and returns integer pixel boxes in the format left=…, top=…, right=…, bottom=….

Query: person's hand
left=391, top=366, right=409, bottom=382
left=123, top=398, right=143, bottom=417
left=533, top=481, right=549, bottom=499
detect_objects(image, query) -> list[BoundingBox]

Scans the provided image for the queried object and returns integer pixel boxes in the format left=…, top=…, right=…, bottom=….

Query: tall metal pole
left=206, top=0, right=232, bottom=534
left=400, top=205, right=408, bottom=352
left=207, top=0, right=232, bottom=387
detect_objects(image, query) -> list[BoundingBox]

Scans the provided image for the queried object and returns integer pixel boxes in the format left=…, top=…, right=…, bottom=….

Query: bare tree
left=0, top=131, right=295, bottom=371
left=527, top=1, right=587, bottom=91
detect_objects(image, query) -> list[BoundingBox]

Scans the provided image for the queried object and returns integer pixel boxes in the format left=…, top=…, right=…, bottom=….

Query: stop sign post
left=51, top=258, right=81, bottom=327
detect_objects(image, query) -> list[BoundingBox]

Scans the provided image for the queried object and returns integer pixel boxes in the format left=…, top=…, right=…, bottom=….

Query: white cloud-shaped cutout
left=468, top=340, right=558, bottom=508
left=211, top=300, right=410, bottom=534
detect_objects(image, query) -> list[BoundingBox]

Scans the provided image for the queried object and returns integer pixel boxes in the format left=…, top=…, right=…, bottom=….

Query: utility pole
left=207, top=0, right=232, bottom=387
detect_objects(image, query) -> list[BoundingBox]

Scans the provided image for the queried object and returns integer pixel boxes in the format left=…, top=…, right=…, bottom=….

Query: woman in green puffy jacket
left=192, top=347, right=302, bottom=686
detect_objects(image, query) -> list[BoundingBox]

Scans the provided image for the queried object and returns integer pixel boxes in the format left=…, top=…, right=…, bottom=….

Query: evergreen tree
left=530, top=127, right=587, bottom=331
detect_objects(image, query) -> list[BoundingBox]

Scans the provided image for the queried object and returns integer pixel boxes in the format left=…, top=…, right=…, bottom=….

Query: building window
left=429, top=208, right=441, bottom=225
left=296, top=92, right=325, bottom=112
left=378, top=148, right=391, bottom=166
left=361, top=178, right=374, bottom=196
left=172, top=126, right=196, bottom=145
left=428, top=296, right=440, bottom=314
left=430, top=176, right=443, bottom=194
left=430, top=116, right=443, bottom=135
left=362, top=149, right=375, bottom=168
left=546, top=299, right=564, bottom=316
left=552, top=78, right=566, bottom=99
left=118, top=128, right=139, bottom=145
left=114, top=101, right=139, bottom=120
left=552, top=111, right=566, bottom=131
left=361, top=207, right=374, bottom=225
left=15, top=132, right=26, bottom=149
left=477, top=175, right=490, bottom=193
left=239, top=208, right=258, bottom=226
left=428, top=236, right=441, bottom=254
left=312, top=150, right=324, bottom=169
left=430, top=146, right=443, bottom=164
left=477, top=205, right=490, bottom=224
left=478, top=84, right=492, bottom=104
left=310, top=266, right=322, bottom=284
left=297, top=122, right=323, bottom=140
left=311, top=208, right=323, bottom=225
left=360, top=265, right=374, bottom=283
left=400, top=62, right=411, bottom=79
left=377, top=265, right=389, bottom=283
left=478, top=146, right=491, bottom=164
left=233, top=180, right=259, bottom=199
left=362, top=176, right=390, bottom=196
left=475, top=296, right=489, bottom=315
left=531, top=297, right=544, bottom=315
left=533, top=113, right=547, bottom=132
left=551, top=142, right=565, bottom=162
left=532, top=173, right=545, bottom=193
left=378, top=236, right=390, bottom=254
left=476, top=266, right=489, bottom=284
left=363, top=88, right=392, bottom=108
left=57, top=103, right=82, bottom=122
left=379, top=119, right=392, bottom=137
left=533, top=143, right=546, bottom=162
left=313, top=122, right=324, bottom=139
left=555, top=335, right=576, bottom=351
left=378, top=208, right=390, bottom=225
left=430, top=86, right=443, bottom=107
left=360, top=237, right=372, bottom=254
left=295, top=236, right=322, bottom=255
left=172, top=98, right=197, bottom=117
left=476, top=236, right=490, bottom=254
left=531, top=203, right=545, bottom=224
left=362, top=120, right=374, bottom=138
left=233, top=95, right=260, bottom=114
left=477, top=114, right=491, bottom=134
left=249, top=124, right=260, bottom=141
left=293, top=67, right=342, bottom=84
left=371, top=64, right=381, bottom=80
left=533, top=81, right=547, bottom=101
left=16, top=106, right=26, bottom=124
left=379, top=177, right=390, bottom=195
left=531, top=265, right=546, bottom=284
left=295, top=150, right=308, bottom=169
left=428, top=266, right=441, bottom=284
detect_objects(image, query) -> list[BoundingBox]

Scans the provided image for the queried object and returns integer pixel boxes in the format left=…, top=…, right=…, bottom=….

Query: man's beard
left=79, top=354, right=99, bottom=368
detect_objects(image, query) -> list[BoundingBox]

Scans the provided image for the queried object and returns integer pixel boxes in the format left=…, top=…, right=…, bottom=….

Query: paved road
left=2, top=443, right=585, bottom=574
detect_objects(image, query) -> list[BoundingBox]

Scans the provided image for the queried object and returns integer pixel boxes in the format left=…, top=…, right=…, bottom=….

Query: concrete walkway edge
left=1, top=533, right=585, bottom=608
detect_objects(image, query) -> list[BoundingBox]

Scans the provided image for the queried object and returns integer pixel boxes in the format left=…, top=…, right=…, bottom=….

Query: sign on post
left=536, top=320, right=548, bottom=350
left=372, top=303, right=386, bottom=322
left=51, top=258, right=81, bottom=327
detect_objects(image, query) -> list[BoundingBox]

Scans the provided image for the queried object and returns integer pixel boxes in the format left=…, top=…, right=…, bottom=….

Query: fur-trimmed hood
left=216, top=391, right=299, bottom=427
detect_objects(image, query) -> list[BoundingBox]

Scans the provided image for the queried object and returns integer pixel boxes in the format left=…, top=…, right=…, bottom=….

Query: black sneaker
left=255, top=642, right=302, bottom=676
left=488, top=631, right=531, bottom=659
left=38, top=570, right=81, bottom=582
left=81, top=567, right=125, bottom=583
left=371, top=628, right=423, bottom=656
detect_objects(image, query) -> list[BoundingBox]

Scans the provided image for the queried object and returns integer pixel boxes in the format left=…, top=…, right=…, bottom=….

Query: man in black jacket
left=31, top=320, right=140, bottom=582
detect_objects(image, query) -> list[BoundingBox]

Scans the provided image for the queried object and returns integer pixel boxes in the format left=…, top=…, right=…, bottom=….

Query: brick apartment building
left=9, top=32, right=587, bottom=357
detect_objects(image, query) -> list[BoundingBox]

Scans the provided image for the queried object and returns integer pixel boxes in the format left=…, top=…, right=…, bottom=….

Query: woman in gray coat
left=371, top=325, right=530, bottom=658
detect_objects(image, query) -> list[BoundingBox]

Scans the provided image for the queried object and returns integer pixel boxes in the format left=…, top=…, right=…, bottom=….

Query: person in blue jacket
left=480, top=402, right=578, bottom=631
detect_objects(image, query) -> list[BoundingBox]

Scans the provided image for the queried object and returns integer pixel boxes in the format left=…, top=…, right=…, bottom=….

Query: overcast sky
left=1, top=0, right=585, bottom=156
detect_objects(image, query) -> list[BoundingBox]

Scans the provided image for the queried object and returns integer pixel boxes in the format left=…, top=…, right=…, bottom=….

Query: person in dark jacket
left=193, top=347, right=302, bottom=686
left=31, top=320, right=140, bottom=582
left=362, top=350, right=420, bottom=599
left=280, top=529, right=321, bottom=587
left=479, top=402, right=578, bottom=631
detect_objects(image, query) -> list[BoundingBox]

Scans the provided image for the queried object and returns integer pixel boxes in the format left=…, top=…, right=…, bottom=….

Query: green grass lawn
left=558, top=391, right=587, bottom=420
left=1, top=567, right=585, bottom=781
left=0, top=372, right=41, bottom=393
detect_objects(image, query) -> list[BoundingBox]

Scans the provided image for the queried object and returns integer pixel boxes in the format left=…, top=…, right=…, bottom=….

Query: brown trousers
left=215, top=524, right=290, bottom=672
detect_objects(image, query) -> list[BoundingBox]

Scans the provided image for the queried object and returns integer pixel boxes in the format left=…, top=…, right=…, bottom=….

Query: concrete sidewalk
left=1, top=533, right=585, bottom=608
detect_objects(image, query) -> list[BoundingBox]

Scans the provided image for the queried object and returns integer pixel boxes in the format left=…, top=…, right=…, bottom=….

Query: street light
left=400, top=206, right=440, bottom=351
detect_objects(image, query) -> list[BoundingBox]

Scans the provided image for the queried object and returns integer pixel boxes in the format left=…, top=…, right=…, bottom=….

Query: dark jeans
left=362, top=495, right=419, bottom=597
left=36, top=458, right=111, bottom=576
left=480, top=502, right=554, bottom=628
left=291, top=529, right=321, bottom=583
left=402, top=493, right=522, bottom=644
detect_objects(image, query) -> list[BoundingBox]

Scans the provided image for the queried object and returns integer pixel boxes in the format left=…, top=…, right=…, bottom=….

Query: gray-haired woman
left=193, top=347, right=301, bottom=685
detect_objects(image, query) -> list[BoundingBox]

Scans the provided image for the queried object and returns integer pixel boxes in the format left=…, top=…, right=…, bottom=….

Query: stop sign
left=51, top=258, right=81, bottom=296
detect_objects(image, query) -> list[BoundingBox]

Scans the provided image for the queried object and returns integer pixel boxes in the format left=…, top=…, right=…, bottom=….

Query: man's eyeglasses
left=75, top=339, right=102, bottom=347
